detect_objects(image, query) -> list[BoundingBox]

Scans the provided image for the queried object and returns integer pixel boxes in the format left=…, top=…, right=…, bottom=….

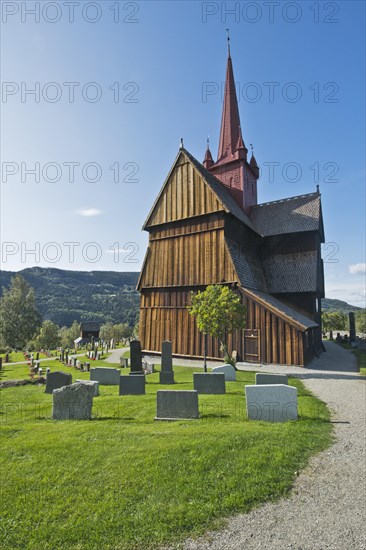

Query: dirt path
left=171, top=342, right=366, bottom=550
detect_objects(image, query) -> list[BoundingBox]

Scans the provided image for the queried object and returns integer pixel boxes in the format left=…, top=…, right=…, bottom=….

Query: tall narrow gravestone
left=159, top=341, right=174, bottom=384
left=349, top=312, right=356, bottom=343
left=130, top=340, right=143, bottom=373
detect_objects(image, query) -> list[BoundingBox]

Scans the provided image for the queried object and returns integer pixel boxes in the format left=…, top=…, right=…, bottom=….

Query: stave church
left=137, top=41, right=324, bottom=366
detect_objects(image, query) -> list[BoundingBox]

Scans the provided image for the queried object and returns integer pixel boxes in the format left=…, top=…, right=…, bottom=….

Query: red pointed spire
left=203, top=138, right=214, bottom=168
left=217, top=49, right=244, bottom=163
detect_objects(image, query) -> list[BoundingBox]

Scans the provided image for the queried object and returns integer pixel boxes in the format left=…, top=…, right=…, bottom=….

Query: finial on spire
left=226, top=28, right=230, bottom=55
left=180, top=138, right=184, bottom=149
left=316, top=184, right=320, bottom=193
left=250, top=143, right=253, bottom=152
left=203, top=136, right=214, bottom=169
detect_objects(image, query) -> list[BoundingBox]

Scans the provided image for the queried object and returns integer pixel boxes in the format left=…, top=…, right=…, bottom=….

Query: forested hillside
left=0, top=267, right=361, bottom=328
left=0, top=268, right=140, bottom=327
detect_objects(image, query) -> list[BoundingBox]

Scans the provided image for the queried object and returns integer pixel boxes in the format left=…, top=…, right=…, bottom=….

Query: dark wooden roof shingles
left=250, top=193, right=321, bottom=236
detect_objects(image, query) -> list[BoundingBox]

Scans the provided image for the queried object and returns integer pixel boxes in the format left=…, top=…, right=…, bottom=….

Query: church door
left=243, top=329, right=260, bottom=362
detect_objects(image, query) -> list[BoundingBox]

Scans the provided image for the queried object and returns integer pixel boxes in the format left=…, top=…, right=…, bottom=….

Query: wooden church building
left=137, top=43, right=325, bottom=366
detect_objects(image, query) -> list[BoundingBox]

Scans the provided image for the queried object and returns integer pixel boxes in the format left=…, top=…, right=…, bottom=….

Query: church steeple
left=217, top=46, right=246, bottom=163
left=206, top=35, right=259, bottom=214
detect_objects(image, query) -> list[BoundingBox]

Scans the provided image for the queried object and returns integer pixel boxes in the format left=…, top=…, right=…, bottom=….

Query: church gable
left=143, top=152, right=225, bottom=229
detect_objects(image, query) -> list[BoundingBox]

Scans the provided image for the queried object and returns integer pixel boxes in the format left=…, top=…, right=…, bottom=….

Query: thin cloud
left=75, top=208, right=102, bottom=217
left=349, top=263, right=366, bottom=275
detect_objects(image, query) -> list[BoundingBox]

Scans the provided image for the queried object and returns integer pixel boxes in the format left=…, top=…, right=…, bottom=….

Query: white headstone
left=245, top=384, right=298, bottom=422
left=211, top=364, right=236, bottom=381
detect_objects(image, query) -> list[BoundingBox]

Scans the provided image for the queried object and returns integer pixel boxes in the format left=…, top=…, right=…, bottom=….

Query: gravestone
left=36, top=352, right=39, bottom=360
left=245, top=384, right=298, bottom=422
left=193, top=373, right=226, bottom=394
left=145, top=363, right=154, bottom=374
left=52, top=382, right=94, bottom=420
left=155, top=390, right=199, bottom=420
left=130, top=340, right=143, bottom=373
left=5, top=353, right=9, bottom=363
left=211, top=364, right=236, bottom=381
left=72, top=358, right=77, bottom=367
left=159, top=340, right=174, bottom=384
left=85, top=362, right=90, bottom=371
left=38, top=368, right=43, bottom=376
left=76, top=379, right=100, bottom=396
left=0, top=357, right=2, bottom=370
left=46, top=368, right=50, bottom=376
left=61, top=350, right=65, bottom=362
left=120, top=357, right=129, bottom=368
left=256, top=373, right=288, bottom=385
left=76, top=360, right=81, bottom=369
left=119, top=375, right=145, bottom=395
left=349, top=312, right=356, bottom=343
left=96, top=352, right=101, bottom=360
left=65, top=351, right=69, bottom=364
left=45, top=371, right=72, bottom=394
left=90, top=367, right=120, bottom=385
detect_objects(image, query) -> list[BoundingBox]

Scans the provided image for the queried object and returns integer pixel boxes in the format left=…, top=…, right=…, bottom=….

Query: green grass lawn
left=0, top=367, right=333, bottom=549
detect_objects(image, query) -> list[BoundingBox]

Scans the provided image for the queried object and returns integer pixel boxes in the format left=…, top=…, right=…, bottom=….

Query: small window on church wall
left=251, top=181, right=254, bottom=196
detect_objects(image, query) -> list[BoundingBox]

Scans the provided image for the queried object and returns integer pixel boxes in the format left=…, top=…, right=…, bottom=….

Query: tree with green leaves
left=321, top=311, right=347, bottom=339
left=355, top=309, right=366, bottom=334
left=0, top=274, right=42, bottom=349
left=35, top=320, right=60, bottom=350
left=188, top=285, right=246, bottom=370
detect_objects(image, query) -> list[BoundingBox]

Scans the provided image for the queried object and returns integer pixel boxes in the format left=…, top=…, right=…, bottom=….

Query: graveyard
left=0, top=344, right=333, bottom=549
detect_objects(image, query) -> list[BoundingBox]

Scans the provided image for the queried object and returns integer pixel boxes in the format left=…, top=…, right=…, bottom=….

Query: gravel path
left=169, top=342, right=366, bottom=550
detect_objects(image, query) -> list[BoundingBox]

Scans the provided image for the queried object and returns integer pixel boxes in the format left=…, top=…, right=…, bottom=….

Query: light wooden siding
left=140, top=290, right=307, bottom=366
left=139, top=227, right=237, bottom=288
left=146, top=161, right=224, bottom=227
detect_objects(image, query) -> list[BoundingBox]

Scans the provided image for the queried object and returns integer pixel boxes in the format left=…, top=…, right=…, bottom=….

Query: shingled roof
left=251, top=193, right=324, bottom=238
left=242, top=288, right=319, bottom=330
left=262, top=250, right=318, bottom=293
left=226, top=239, right=267, bottom=291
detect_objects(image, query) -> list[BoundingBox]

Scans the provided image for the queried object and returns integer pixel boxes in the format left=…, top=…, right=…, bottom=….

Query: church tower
left=204, top=38, right=259, bottom=213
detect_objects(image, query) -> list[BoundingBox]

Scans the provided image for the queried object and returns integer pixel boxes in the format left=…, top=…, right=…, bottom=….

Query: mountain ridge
left=0, top=267, right=362, bottom=327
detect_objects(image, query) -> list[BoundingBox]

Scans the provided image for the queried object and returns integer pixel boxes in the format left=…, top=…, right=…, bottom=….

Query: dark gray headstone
left=0, top=357, right=2, bottom=370
left=119, top=375, right=145, bottom=395
left=45, top=371, right=72, bottom=394
left=161, top=341, right=172, bottom=371
left=52, top=382, right=94, bottom=420
left=349, top=312, right=356, bottom=343
left=256, top=373, right=288, bottom=385
left=193, top=373, right=226, bottom=394
left=156, top=390, right=199, bottom=420
left=130, top=340, right=143, bottom=372
left=90, top=367, right=120, bottom=385
left=159, top=371, right=175, bottom=384
left=36, top=352, right=39, bottom=360
left=160, top=340, right=174, bottom=384
left=5, top=353, right=9, bottom=363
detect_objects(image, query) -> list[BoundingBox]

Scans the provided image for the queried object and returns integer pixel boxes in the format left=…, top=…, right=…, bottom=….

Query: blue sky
left=1, top=0, right=365, bottom=306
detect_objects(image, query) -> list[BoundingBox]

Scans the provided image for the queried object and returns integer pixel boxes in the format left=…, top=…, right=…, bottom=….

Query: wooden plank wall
left=139, top=217, right=237, bottom=289
left=139, top=289, right=311, bottom=366
left=145, top=160, right=224, bottom=228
